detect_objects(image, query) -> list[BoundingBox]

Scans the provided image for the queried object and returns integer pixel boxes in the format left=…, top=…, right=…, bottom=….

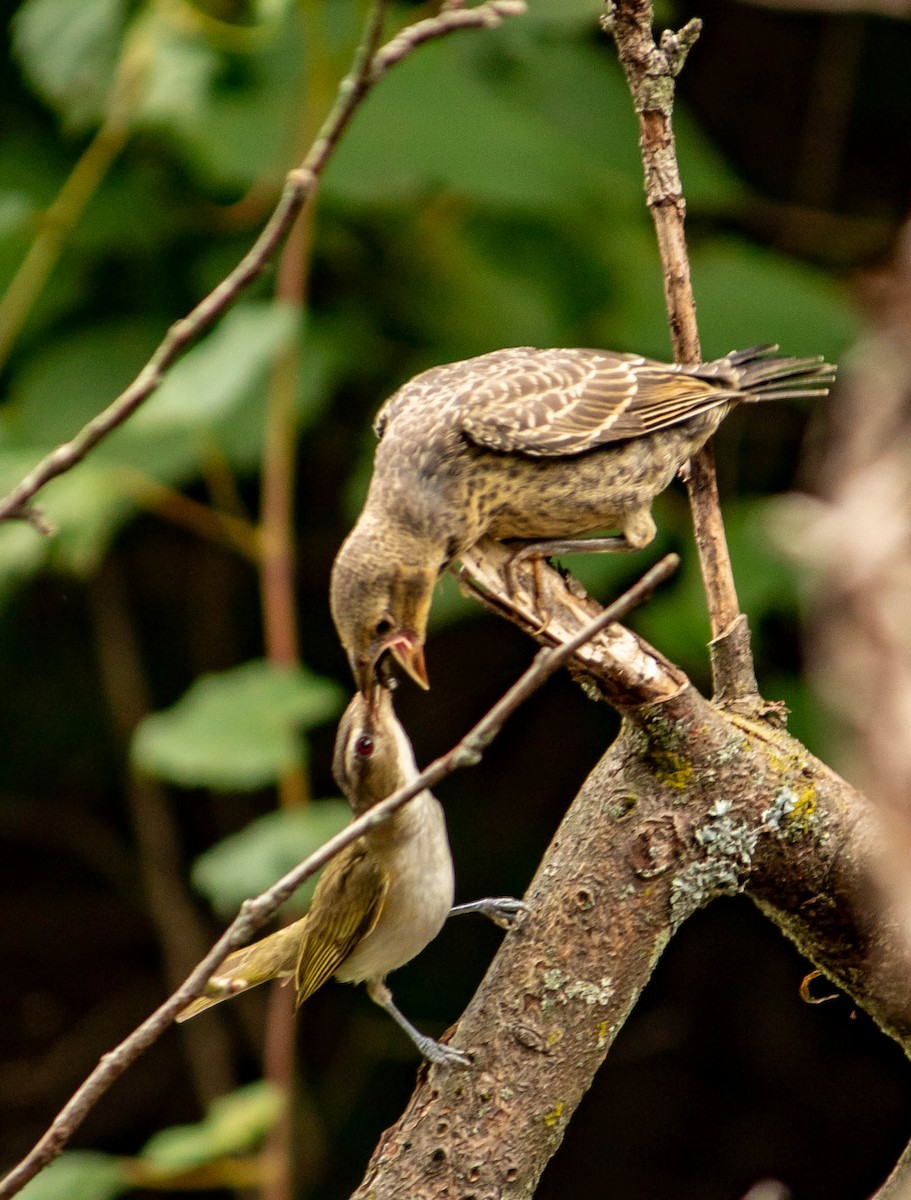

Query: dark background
left=1, top=0, right=909, bottom=1197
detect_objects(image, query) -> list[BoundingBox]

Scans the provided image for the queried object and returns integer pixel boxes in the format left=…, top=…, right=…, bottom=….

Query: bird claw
left=450, top=897, right=529, bottom=929
left=420, top=1037, right=473, bottom=1068
left=504, top=537, right=633, bottom=626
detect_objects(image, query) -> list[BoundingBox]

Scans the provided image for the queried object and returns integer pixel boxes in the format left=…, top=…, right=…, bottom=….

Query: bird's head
left=330, top=529, right=436, bottom=697
left=333, top=685, right=418, bottom=815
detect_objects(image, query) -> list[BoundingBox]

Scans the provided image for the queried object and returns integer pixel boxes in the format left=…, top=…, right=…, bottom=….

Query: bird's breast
left=471, top=425, right=709, bottom=540
left=334, top=794, right=455, bottom=985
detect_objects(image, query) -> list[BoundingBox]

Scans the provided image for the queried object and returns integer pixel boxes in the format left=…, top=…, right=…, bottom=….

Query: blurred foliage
left=19, top=1083, right=283, bottom=1199
left=191, top=800, right=350, bottom=915
left=131, top=659, right=343, bottom=789
left=137, top=1080, right=283, bottom=1174
left=1, top=0, right=902, bottom=1197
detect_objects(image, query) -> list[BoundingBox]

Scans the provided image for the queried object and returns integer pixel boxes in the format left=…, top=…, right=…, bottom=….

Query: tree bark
left=349, top=551, right=911, bottom=1199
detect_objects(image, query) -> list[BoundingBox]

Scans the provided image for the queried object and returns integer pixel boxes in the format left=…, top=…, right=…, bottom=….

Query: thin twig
left=603, top=0, right=757, bottom=699
left=0, top=553, right=674, bottom=1200
left=0, top=0, right=527, bottom=529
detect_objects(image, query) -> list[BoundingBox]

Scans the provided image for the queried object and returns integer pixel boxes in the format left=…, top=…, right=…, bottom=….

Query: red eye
left=355, top=735, right=374, bottom=757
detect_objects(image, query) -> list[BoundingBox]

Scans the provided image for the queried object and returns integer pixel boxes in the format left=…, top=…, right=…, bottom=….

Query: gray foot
left=450, top=897, right=528, bottom=930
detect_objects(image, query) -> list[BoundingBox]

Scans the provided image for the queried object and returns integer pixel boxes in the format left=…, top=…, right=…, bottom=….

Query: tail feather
left=176, top=922, right=303, bottom=1022
left=726, top=345, right=837, bottom=401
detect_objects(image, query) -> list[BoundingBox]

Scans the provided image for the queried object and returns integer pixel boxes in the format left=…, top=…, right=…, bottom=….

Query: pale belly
left=335, top=798, right=455, bottom=985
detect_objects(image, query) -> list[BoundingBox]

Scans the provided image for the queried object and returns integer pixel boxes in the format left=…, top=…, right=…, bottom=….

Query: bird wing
left=294, top=843, right=388, bottom=1005
left=442, top=348, right=737, bottom=457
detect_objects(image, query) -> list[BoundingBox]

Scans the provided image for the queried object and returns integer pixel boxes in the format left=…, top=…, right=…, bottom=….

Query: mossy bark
left=350, top=681, right=910, bottom=1199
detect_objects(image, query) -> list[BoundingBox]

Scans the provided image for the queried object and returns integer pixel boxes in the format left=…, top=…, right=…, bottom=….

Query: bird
left=177, top=686, right=523, bottom=1065
left=330, top=343, right=835, bottom=693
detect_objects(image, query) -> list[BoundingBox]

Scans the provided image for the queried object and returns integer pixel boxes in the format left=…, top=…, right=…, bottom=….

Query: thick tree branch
left=603, top=0, right=758, bottom=701
left=349, top=561, right=910, bottom=1199
left=0, top=0, right=526, bottom=529
left=455, top=538, right=686, bottom=708
left=0, top=556, right=672, bottom=1200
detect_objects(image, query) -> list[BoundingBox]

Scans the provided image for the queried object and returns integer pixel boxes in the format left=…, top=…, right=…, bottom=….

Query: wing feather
left=375, top=344, right=830, bottom=457
left=294, top=844, right=387, bottom=1004
left=456, top=350, right=736, bottom=456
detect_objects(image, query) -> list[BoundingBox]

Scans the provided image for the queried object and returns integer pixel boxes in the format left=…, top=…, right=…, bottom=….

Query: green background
left=1, top=1, right=909, bottom=1198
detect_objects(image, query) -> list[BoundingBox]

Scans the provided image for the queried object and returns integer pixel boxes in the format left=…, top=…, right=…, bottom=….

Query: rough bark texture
left=349, top=551, right=911, bottom=1199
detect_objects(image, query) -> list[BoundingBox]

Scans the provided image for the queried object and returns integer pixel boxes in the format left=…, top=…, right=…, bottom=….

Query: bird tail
left=728, top=344, right=837, bottom=402
left=176, top=923, right=302, bottom=1022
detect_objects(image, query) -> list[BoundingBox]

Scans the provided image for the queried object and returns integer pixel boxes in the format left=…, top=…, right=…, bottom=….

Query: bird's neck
left=365, top=787, right=447, bottom=857
left=366, top=461, right=477, bottom=556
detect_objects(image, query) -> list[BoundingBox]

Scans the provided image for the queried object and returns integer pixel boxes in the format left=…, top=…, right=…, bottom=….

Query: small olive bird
left=177, top=688, right=522, bottom=1066
left=330, top=344, right=835, bottom=693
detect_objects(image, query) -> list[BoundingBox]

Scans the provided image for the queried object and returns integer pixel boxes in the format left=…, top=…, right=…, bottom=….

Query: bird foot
left=418, top=1036, right=473, bottom=1068
left=511, top=535, right=635, bottom=563
left=450, top=897, right=528, bottom=930
left=503, top=537, right=633, bottom=624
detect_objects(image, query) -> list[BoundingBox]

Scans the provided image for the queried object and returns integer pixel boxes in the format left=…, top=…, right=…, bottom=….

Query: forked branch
left=0, top=557, right=673, bottom=1200
left=0, top=0, right=526, bottom=530
left=603, top=0, right=758, bottom=700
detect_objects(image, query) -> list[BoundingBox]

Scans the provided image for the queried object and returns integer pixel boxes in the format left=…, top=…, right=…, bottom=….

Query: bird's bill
left=353, top=633, right=430, bottom=699
left=387, top=633, right=429, bottom=690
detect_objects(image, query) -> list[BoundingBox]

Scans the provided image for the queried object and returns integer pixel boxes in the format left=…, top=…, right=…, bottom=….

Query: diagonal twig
left=0, top=0, right=527, bottom=530
left=0, top=554, right=676, bottom=1200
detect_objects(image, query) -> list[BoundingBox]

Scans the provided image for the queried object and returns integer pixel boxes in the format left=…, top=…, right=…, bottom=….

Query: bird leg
left=503, top=536, right=635, bottom=628
left=509, top=535, right=635, bottom=563
left=450, top=897, right=528, bottom=930
left=366, top=978, right=471, bottom=1067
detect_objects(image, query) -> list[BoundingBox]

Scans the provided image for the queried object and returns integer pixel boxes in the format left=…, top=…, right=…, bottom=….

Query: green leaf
left=7, top=319, right=164, bottom=446
left=192, top=800, right=352, bottom=916
left=0, top=191, right=34, bottom=239
left=0, top=521, right=48, bottom=604
left=324, top=36, right=605, bottom=211
left=18, top=1152, right=127, bottom=1200
left=12, top=0, right=126, bottom=132
left=523, top=0, right=601, bottom=26
left=140, top=1081, right=283, bottom=1173
left=692, top=239, right=859, bottom=362
left=39, top=461, right=140, bottom=576
left=132, top=660, right=344, bottom=790
left=128, top=301, right=300, bottom=433
left=134, top=4, right=305, bottom=189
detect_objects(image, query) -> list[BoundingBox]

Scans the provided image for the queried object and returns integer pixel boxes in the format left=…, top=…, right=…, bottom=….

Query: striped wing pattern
left=375, top=345, right=833, bottom=459
left=295, top=844, right=387, bottom=1004
left=376, top=348, right=737, bottom=458
left=455, top=349, right=734, bottom=456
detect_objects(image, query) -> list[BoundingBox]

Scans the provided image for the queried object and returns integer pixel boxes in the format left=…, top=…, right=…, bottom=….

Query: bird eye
left=354, top=735, right=374, bottom=757
left=374, top=618, right=393, bottom=636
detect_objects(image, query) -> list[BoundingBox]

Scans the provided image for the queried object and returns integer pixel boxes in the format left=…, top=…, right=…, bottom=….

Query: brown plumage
left=176, top=688, right=522, bottom=1063
left=330, top=344, right=835, bottom=692
left=176, top=688, right=465, bottom=1064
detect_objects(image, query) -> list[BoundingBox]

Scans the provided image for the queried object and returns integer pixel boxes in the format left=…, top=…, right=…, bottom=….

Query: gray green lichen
left=762, top=783, right=819, bottom=842
left=670, top=798, right=759, bottom=928
left=541, top=967, right=614, bottom=1011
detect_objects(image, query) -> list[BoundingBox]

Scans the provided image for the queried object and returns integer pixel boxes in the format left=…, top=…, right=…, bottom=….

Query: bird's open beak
left=386, top=633, right=429, bottom=690
left=353, top=633, right=430, bottom=702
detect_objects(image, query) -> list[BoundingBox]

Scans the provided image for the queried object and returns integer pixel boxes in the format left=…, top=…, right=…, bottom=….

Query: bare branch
left=348, top=595, right=911, bottom=1200
left=456, top=538, right=686, bottom=708
left=603, top=0, right=758, bottom=700
left=0, top=0, right=527, bottom=530
left=0, top=555, right=670, bottom=1200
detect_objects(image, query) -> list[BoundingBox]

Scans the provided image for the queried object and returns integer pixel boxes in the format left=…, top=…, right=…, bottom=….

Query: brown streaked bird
left=177, top=687, right=523, bottom=1065
left=330, top=344, right=835, bottom=692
